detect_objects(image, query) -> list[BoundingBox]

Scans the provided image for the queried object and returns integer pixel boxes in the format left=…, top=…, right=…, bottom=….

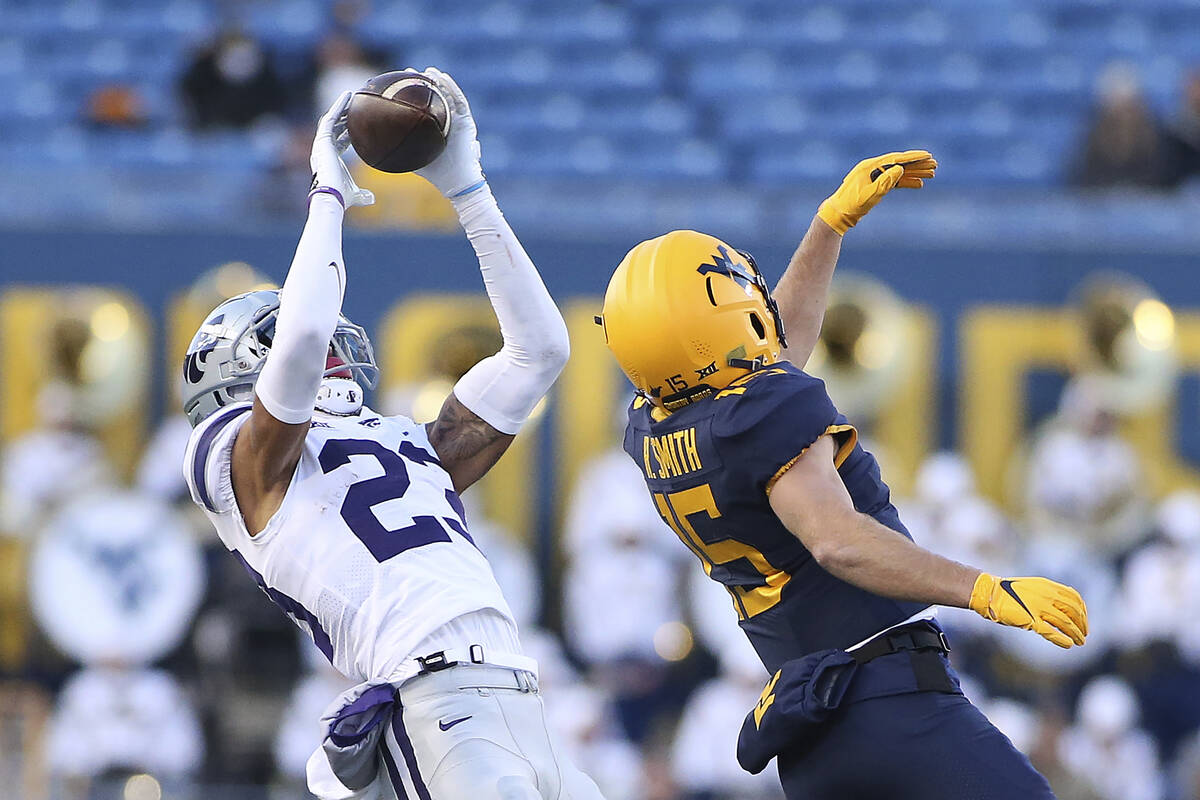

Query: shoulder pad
left=709, top=363, right=854, bottom=495
left=711, top=363, right=832, bottom=438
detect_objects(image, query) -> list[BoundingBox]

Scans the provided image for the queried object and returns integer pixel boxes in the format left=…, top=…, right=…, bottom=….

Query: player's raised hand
left=969, top=573, right=1088, bottom=649
left=415, top=67, right=486, bottom=199
left=310, top=90, right=375, bottom=208
left=816, top=150, right=937, bottom=235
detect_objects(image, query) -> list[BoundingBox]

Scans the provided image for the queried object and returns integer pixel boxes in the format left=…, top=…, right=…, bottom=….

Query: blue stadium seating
left=1, top=0, right=1198, bottom=195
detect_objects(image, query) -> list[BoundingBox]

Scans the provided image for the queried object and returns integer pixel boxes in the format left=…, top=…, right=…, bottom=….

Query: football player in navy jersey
left=597, top=152, right=1088, bottom=799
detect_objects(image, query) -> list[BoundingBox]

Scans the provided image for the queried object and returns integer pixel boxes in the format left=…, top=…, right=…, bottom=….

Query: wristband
left=308, top=185, right=345, bottom=208
left=450, top=179, right=488, bottom=199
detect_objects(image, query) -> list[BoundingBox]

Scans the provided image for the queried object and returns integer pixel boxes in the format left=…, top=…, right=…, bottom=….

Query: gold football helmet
left=599, top=230, right=787, bottom=412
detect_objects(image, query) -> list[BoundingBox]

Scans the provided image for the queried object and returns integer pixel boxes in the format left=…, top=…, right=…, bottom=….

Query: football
left=346, top=70, right=451, bottom=174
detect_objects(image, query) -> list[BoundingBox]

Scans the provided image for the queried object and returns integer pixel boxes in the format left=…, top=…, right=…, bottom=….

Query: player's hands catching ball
left=817, top=150, right=937, bottom=235
left=969, top=572, right=1088, bottom=649
left=415, top=67, right=487, bottom=199
left=311, top=90, right=375, bottom=208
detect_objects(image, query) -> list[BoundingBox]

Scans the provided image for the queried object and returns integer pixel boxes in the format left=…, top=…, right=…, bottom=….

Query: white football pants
left=381, top=664, right=607, bottom=800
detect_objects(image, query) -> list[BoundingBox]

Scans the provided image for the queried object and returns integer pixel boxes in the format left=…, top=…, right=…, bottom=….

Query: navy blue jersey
left=623, top=361, right=925, bottom=672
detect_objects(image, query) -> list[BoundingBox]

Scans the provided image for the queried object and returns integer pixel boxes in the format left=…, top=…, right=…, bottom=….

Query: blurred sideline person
left=1024, top=378, right=1147, bottom=556
left=671, top=633, right=783, bottom=800
left=180, top=74, right=604, bottom=800
left=597, top=152, right=1089, bottom=799
left=563, top=446, right=686, bottom=741
left=32, top=487, right=206, bottom=796
left=1058, top=676, right=1163, bottom=800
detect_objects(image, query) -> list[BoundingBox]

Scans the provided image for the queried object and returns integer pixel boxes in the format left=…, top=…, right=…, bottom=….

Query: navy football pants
left=776, top=691, right=1056, bottom=799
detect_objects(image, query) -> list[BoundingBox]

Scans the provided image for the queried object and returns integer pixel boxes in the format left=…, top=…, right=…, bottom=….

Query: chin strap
left=728, top=355, right=769, bottom=371
left=315, top=377, right=363, bottom=416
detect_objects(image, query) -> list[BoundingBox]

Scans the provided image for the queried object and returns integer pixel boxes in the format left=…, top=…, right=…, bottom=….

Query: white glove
left=310, top=90, right=374, bottom=208
left=415, top=67, right=487, bottom=199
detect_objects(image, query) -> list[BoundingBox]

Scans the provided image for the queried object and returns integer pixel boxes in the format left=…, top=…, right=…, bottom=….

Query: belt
left=400, top=662, right=540, bottom=703
left=413, top=645, right=539, bottom=678
left=844, top=621, right=957, bottom=698
left=849, top=621, right=950, bottom=664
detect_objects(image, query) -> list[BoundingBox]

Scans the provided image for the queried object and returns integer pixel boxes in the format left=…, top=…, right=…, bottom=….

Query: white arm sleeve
left=450, top=185, right=570, bottom=435
left=255, top=193, right=347, bottom=424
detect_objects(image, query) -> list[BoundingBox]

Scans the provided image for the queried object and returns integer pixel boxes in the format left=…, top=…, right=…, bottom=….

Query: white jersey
left=183, top=402, right=516, bottom=682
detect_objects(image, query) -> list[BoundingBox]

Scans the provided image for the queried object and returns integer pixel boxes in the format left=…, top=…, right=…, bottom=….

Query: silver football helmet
left=182, top=289, right=379, bottom=427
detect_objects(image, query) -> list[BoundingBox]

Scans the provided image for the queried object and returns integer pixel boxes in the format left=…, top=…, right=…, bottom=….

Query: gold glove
left=969, top=572, right=1088, bottom=649
left=816, top=150, right=937, bottom=235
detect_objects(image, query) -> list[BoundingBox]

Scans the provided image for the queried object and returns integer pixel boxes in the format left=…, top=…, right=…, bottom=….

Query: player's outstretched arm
left=415, top=68, right=570, bottom=492
left=231, top=92, right=374, bottom=533
left=769, top=436, right=1088, bottom=649
left=774, top=151, right=936, bottom=368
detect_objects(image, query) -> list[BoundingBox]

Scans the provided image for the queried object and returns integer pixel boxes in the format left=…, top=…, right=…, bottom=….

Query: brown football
left=346, top=70, right=451, bottom=173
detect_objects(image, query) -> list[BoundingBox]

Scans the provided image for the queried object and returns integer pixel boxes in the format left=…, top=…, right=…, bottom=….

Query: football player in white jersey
left=181, top=71, right=606, bottom=800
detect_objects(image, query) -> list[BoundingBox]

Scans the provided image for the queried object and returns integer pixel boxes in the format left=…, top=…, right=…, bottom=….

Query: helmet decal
left=183, top=340, right=216, bottom=385
left=697, top=245, right=757, bottom=294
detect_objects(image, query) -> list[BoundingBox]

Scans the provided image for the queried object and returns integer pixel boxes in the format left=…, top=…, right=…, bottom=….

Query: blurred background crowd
left=5, top=1, right=1200, bottom=799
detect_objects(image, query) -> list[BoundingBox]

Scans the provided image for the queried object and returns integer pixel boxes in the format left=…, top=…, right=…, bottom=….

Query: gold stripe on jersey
left=764, top=423, right=858, bottom=497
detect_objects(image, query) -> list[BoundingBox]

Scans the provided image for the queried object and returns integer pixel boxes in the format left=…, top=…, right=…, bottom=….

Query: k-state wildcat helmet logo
left=181, top=289, right=379, bottom=427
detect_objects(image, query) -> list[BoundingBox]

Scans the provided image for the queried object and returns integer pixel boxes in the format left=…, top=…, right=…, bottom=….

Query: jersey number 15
left=652, top=484, right=788, bottom=620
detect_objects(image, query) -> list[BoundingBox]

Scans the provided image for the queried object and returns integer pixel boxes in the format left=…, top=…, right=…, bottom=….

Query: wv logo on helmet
left=697, top=245, right=755, bottom=290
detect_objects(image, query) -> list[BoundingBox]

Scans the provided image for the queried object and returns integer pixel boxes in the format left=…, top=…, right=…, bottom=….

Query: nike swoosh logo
left=438, top=715, right=471, bottom=731
left=329, top=262, right=344, bottom=296
left=999, top=580, right=1034, bottom=620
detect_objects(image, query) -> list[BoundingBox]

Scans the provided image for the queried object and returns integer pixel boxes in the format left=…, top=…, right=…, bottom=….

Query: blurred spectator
left=1070, top=63, right=1173, bottom=189
left=84, top=85, right=147, bottom=129
left=901, top=454, right=1019, bottom=644
left=0, top=304, right=117, bottom=538
left=1117, top=491, right=1200, bottom=659
left=564, top=447, right=679, bottom=563
left=981, top=694, right=1105, bottom=800
left=180, top=30, right=287, bottom=130
left=563, top=447, right=688, bottom=742
left=670, top=634, right=781, bottom=800
left=46, top=666, right=204, bottom=795
left=0, top=390, right=107, bottom=538
left=1023, top=707, right=1105, bottom=800
left=563, top=448, right=685, bottom=666
left=189, top=561, right=305, bottom=785
left=525, top=629, right=644, bottom=800
left=983, top=697, right=1041, bottom=756
left=1058, top=676, right=1164, bottom=800
left=1024, top=378, right=1147, bottom=556
left=310, top=32, right=379, bottom=116
left=1165, top=68, right=1200, bottom=185
left=900, top=451, right=979, bottom=556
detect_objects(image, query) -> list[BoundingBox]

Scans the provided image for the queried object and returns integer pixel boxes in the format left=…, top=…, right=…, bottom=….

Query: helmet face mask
left=182, top=289, right=379, bottom=427
left=600, top=230, right=788, bottom=413
left=734, top=248, right=788, bottom=356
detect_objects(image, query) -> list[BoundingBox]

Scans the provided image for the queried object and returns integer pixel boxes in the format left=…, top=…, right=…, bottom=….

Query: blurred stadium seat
left=1, top=0, right=1199, bottom=210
